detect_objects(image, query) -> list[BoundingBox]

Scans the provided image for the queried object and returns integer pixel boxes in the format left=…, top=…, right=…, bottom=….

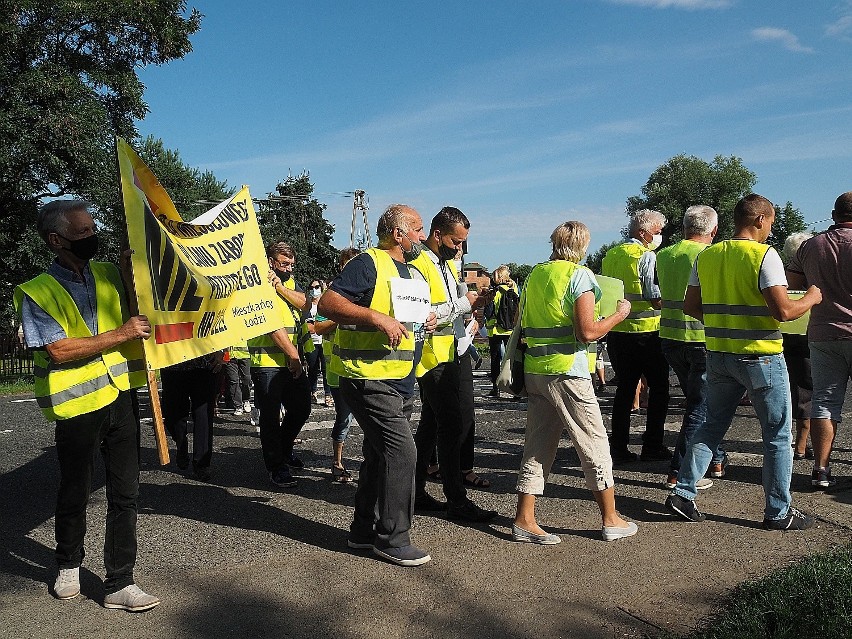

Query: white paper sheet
left=456, top=318, right=478, bottom=355
left=389, top=277, right=432, bottom=323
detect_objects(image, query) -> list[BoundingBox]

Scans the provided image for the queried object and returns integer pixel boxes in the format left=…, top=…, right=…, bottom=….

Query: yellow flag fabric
left=116, top=138, right=285, bottom=369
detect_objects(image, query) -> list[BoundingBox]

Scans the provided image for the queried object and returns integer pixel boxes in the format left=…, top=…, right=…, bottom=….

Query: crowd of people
left=13, top=191, right=851, bottom=609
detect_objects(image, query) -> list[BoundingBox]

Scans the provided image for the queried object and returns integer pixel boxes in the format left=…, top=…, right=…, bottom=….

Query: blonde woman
left=513, top=221, right=638, bottom=544
left=485, top=264, right=519, bottom=397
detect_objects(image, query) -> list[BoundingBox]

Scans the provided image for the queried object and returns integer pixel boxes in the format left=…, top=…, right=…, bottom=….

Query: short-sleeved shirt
left=328, top=252, right=425, bottom=397
left=20, top=259, right=100, bottom=348
left=689, top=242, right=787, bottom=290
left=787, top=224, right=852, bottom=341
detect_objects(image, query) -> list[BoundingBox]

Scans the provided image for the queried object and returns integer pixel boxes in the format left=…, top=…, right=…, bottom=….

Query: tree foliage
left=506, top=262, right=533, bottom=287
left=770, top=201, right=808, bottom=257
left=0, top=0, right=202, bottom=327
left=583, top=240, right=621, bottom=275
left=626, top=154, right=756, bottom=246
left=257, top=173, right=339, bottom=286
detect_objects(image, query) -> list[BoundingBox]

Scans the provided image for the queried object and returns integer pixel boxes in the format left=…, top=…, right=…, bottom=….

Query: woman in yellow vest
left=485, top=265, right=518, bottom=397
left=513, top=221, right=638, bottom=544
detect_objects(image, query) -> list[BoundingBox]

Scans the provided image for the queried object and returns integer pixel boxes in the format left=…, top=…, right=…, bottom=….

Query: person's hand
left=375, top=314, right=410, bottom=349
left=424, top=311, right=437, bottom=334
left=287, top=356, right=303, bottom=378
left=268, top=270, right=281, bottom=289
left=805, top=285, right=822, bottom=306
left=469, top=318, right=480, bottom=334
left=119, top=315, right=151, bottom=341
left=615, top=299, right=631, bottom=320
left=211, top=350, right=226, bottom=373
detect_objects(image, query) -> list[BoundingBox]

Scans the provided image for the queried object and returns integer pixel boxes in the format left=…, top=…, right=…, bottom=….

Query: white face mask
left=648, top=234, right=663, bottom=250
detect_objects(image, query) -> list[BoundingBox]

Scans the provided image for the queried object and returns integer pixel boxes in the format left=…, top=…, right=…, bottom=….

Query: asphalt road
left=1, top=366, right=850, bottom=639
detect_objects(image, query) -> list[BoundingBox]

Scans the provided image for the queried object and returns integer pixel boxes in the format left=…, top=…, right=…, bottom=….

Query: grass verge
left=662, top=542, right=852, bottom=639
left=0, top=376, right=34, bottom=396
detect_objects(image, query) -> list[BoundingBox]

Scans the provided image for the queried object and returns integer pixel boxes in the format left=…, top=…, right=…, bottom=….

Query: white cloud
left=826, top=2, right=852, bottom=39
left=751, top=27, right=814, bottom=53
left=607, top=0, right=732, bottom=9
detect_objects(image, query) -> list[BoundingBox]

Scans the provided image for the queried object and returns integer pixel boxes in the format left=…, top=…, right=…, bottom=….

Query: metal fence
left=0, top=331, right=34, bottom=381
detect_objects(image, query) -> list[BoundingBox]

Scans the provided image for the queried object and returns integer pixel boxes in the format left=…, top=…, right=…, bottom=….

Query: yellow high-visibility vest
left=697, top=240, right=783, bottom=355
left=656, top=240, right=706, bottom=343
left=330, top=248, right=415, bottom=380
left=410, top=251, right=459, bottom=377
left=14, top=262, right=146, bottom=421
left=601, top=242, right=660, bottom=333
left=521, top=260, right=592, bottom=375
left=487, top=284, right=517, bottom=337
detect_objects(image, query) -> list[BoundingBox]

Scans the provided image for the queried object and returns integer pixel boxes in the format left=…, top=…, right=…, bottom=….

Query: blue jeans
left=674, top=352, right=793, bottom=520
left=660, top=339, right=725, bottom=475
left=328, top=386, right=353, bottom=443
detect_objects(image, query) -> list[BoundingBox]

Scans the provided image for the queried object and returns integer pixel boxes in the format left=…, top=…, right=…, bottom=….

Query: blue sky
left=137, top=0, right=852, bottom=270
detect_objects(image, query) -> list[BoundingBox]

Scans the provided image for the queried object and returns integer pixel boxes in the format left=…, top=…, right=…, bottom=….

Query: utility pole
left=350, top=189, right=371, bottom=248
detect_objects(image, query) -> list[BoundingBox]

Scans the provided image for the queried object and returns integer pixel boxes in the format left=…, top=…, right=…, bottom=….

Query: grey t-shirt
left=787, top=224, right=852, bottom=341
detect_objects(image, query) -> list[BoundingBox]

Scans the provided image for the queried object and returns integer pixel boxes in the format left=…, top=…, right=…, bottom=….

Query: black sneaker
left=286, top=454, right=304, bottom=469
left=762, top=507, right=814, bottom=530
left=269, top=468, right=297, bottom=488
left=666, top=493, right=706, bottom=522
left=811, top=467, right=837, bottom=489
left=347, top=538, right=374, bottom=550
left=414, top=492, right=446, bottom=512
left=192, top=465, right=211, bottom=482
left=373, top=544, right=431, bottom=567
left=640, top=446, right=673, bottom=462
left=611, top=448, right=639, bottom=465
left=446, top=499, right=498, bottom=522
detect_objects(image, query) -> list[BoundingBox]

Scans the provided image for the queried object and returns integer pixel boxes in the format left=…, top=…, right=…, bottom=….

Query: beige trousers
left=516, top=373, right=614, bottom=494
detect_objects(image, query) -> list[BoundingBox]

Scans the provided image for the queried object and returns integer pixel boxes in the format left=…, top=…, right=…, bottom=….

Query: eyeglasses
left=271, top=259, right=294, bottom=269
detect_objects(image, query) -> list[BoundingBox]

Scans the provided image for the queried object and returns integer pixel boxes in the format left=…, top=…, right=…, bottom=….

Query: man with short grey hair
left=786, top=191, right=852, bottom=489
left=656, top=206, right=727, bottom=490
left=602, top=209, right=671, bottom=464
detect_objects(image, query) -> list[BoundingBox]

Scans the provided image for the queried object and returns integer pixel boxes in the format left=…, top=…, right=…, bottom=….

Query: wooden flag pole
left=115, top=139, right=170, bottom=465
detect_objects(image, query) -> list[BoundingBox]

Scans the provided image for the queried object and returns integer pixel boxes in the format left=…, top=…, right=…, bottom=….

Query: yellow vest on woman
left=601, top=242, right=660, bottom=333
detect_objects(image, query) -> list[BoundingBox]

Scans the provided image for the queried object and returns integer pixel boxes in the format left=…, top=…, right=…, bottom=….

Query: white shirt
left=422, top=247, right=472, bottom=339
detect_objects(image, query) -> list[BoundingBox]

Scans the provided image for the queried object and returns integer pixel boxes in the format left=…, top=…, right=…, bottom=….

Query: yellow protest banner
left=117, top=138, right=285, bottom=370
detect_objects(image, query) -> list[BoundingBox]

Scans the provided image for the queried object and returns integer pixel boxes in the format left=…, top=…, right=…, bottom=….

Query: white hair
left=628, top=209, right=667, bottom=237
left=683, top=205, right=718, bottom=237
left=783, top=231, right=813, bottom=262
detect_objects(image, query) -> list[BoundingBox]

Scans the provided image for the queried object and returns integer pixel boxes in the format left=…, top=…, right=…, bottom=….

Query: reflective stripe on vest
left=696, top=240, right=783, bottom=355
left=412, top=251, right=458, bottom=377
left=13, top=261, right=146, bottom=421
left=330, top=248, right=416, bottom=380
left=601, top=242, right=660, bottom=332
left=656, top=239, right=707, bottom=342
left=521, top=260, right=590, bottom=375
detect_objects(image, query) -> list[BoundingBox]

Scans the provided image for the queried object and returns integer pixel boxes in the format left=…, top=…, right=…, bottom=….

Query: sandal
left=331, top=465, right=353, bottom=483
left=426, top=465, right=442, bottom=483
left=461, top=471, right=490, bottom=489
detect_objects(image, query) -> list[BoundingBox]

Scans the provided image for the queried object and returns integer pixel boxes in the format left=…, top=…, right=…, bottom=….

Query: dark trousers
left=607, top=330, right=670, bottom=451
left=489, top=334, right=510, bottom=385
left=224, top=358, right=251, bottom=408
left=661, top=339, right=723, bottom=473
left=161, top=367, right=216, bottom=469
left=54, top=390, right=139, bottom=594
left=252, top=366, right=311, bottom=473
left=783, top=333, right=813, bottom=419
left=415, top=352, right=474, bottom=504
left=341, top=378, right=416, bottom=549
left=305, top=347, right=330, bottom=394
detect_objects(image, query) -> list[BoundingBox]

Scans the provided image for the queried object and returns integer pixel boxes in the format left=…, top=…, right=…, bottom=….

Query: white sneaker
left=243, top=400, right=251, bottom=413
left=53, top=567, right=80, bottom=599
left=103, top=584, right=160, bottom=612
left=696, top=478, right=714, bottom=490
left=233, top=409, right=244, bottom=416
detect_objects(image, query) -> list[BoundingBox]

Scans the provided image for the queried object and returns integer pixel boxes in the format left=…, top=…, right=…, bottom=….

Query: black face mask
left=437, top=242, right=457, bottom=261
left=59, top=233, right=98, bottom=261
left=275, top=269, right=292, bottom=282
left=402, top=240, right=422, bottom=262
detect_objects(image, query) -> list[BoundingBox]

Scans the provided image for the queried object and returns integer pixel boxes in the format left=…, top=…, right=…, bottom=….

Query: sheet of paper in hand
left=389, top=277, right=431, bottom=323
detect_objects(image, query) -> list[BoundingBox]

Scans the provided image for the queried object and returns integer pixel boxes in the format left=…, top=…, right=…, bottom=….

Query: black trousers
left=342, top=378, right=417, bottom=549
left=54, top=390, right=139, bottom=594
left=161, top=367, right=216, bottom=469
left=252, top=367, right=311, bottom=473
left=415, top=352, right=474, bottom=504
left=607, top=330, right=670, bottom=451
left=224, top=358, right=251, bottom=408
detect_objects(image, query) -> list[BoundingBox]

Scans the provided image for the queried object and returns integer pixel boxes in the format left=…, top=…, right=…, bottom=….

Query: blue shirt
left=20, top=259, right=99, bottom=348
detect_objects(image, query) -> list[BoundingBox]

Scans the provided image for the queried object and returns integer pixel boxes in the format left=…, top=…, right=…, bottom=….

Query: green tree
left=626, top=154, right=756, bottom=246
left=506, top=262, right=533, bottom=287
left=770, top=201, right=808, bottom=257
left=0, top=1, right=201, bottom=327
left=257, top=173, right=339, bottom=285
left=584, top=240, right=621, bottom=275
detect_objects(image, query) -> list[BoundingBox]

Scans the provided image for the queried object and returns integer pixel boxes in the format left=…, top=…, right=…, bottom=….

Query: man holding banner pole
left=14, top=200, right=159, bottom=611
